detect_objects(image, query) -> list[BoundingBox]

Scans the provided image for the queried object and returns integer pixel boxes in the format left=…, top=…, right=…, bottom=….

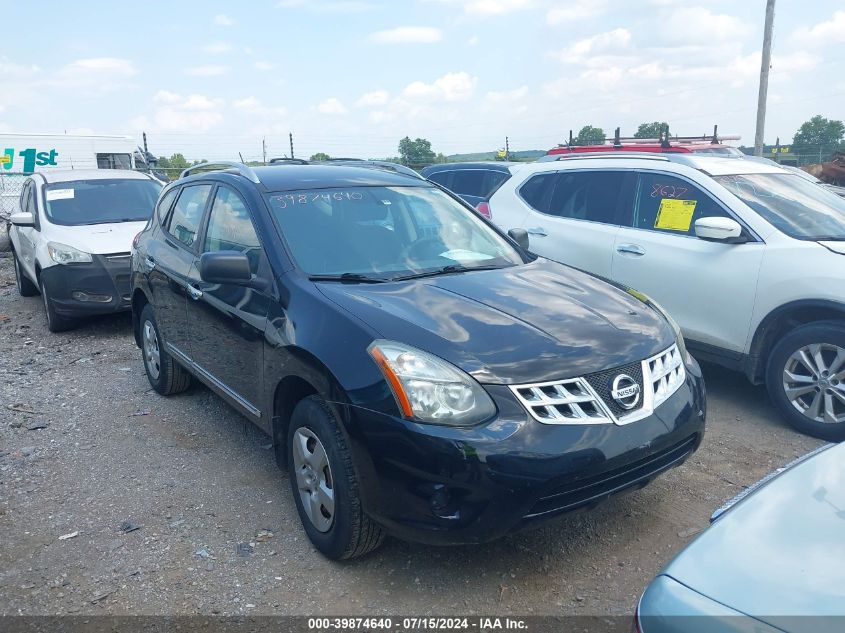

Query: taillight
left=475, top=201, right=492, bottom=219
left=132, top=232, right=142, bottom=250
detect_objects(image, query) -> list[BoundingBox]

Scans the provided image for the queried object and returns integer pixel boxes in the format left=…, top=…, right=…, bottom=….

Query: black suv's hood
left=317, top=259, right=674, bottom=385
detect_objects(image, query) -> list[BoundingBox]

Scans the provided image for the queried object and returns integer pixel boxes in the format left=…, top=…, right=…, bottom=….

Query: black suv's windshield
left=44, top=179, right=162, bottom=226
left=715, top=173, right=845, bottom=240
left=266, top=186, right=523, bottom=279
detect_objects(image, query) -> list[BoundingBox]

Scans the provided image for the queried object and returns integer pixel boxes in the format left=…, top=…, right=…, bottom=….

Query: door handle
left=144, top=256, right=156, bottom=270
left=526, top=227, right=548, bottom=237
left=616, top=244, right=645, bottom=256
left=186, top=284, right=203, bottom=300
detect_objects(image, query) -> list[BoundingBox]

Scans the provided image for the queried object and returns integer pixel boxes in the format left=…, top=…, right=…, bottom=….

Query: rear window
left=43, top=179, right=162, bottom=226
left=429, top=169, right=510, bottom=199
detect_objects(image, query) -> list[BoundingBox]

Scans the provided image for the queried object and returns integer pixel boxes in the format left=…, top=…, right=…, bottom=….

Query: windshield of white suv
left=714, top=173, right=845, bottom=240
left=266, top=186, right=523, bottom=279
left=43, top=179, right=162, bottom=226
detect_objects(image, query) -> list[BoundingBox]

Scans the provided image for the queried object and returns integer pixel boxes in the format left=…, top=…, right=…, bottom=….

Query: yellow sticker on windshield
left=654, top=199, right=696, bottom=231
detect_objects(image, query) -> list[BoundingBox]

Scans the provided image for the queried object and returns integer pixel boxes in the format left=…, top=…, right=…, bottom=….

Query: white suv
left=490, top=154, right=845, bottom=440
left=8, top=169, right=161, bottom=332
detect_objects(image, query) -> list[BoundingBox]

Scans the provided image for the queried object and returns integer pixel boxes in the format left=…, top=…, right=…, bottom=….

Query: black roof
left=186, top=164, right=428, bottom=191
left=420, top=162, right=516, bottom=175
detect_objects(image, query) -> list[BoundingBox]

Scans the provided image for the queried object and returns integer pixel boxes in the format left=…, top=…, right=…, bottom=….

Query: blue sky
left=1, top=1, right=843, bottom=161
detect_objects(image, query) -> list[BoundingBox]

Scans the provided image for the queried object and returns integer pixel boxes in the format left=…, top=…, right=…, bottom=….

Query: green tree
left=398, top=136, right=436, bottom=165
left=310, top=152, right=331, bottom=161
left=572, top=125, right=605, bottom=146
left=634, top=121, right=668, bottom=139
left=793, top=115, right=845, bottom=164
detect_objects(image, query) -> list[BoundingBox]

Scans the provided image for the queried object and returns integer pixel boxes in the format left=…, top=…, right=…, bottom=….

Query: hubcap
left=143, top=320, right=161, bottom=380
left=292, top=427, right=335, bottom=532
left=783, top=343, right=845, bottom=425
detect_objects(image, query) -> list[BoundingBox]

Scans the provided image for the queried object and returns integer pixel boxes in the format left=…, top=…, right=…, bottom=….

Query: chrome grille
left=511, top=343, right=686, bottom=426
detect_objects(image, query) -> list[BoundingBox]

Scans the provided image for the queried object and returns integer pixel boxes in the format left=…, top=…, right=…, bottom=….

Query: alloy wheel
left=143, top=320, right=161, bottom=380
left=783, top=343, right=845, bottom=425
left=292, top=427, right=335, bottom=532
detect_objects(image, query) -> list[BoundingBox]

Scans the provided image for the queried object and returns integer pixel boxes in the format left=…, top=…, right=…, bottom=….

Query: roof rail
left=268, top=157, right=309, bottom=165
left=543, top=153, right=671, bottom=162
left=180, top=161, right=261, bottom=183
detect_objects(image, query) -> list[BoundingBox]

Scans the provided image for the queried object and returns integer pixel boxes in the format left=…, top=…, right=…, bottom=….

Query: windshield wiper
left=392, top=263, right=508, bottom=281
left=308, top=272, right=388, bottom=283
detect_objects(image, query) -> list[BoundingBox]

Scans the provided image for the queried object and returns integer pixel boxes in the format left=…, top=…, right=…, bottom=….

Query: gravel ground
left=0, top=249, right=822, bottom=617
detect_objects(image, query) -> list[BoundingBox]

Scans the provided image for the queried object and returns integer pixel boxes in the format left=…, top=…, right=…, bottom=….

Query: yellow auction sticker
left=0, top=155, right=10, bottom=165
left=655, top=199, right=697, bottom=232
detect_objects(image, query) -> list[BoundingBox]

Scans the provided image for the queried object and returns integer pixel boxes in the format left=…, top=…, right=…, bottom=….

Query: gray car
left=637, top=441, right=845, bottom=633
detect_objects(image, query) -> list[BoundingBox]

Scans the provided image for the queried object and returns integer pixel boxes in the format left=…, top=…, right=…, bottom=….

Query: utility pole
left=754, top=0, right=776, bottom=157
left=505, top=136, right=510, bottom=160
left=289, top=132, right=295, bottom=159
left=262, top=137, right=267, bottom=165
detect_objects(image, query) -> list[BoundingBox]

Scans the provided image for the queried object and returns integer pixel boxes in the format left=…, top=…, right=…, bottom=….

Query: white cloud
left=547, top=0, right=605, bottom=25
left=132, top=91, right=224, bottom=132
left=485, top=85, right=529, bottom=102
left=58, top=57, right=137, bottom=79
left=793, top=10, right=845, bottom=46
left=426, top=0, right=533, bottom=15
left=467, top=35, right=479, bottom=46
left=233, top=96, right=287, bottom=117
left=370, top=26, right=443, bottom=44
left=317, top=97, right=347, bottom=114
left=254, top=61, right=276, bottom=71
left=549, top=29, right=631, bottom=64
left=402, top=71, right=477, bottom=102
left=202, top=42, right=232, bottom=54
left=213, top=14, right=234, bottom=26
left=184, top=65, right=230, bottom=77
left=356, top=90, right=390, bottom=107
left=663, top=7, right=749, bottom=44
left=278, top=0, right=376, bottom=12
left=0, top=57, right=41, bottom=77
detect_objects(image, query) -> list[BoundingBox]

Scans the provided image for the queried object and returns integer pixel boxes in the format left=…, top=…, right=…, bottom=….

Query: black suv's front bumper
left=347, top=359, right=706, bottom=546
left=40, top=254, right=132, bottom=317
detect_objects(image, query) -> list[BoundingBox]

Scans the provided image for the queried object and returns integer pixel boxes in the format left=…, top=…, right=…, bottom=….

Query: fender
left=745, top=299, right=845, bottom=383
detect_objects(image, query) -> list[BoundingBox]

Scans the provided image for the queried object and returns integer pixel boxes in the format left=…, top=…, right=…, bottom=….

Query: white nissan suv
left=8, top=169, right=161, bottom=332
left=489, top=154, right=845, bottom=440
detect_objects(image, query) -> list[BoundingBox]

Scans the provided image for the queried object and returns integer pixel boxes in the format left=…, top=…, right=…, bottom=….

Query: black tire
left=766, top=321, right=845, bottom=441
left=139, top=303, right=192, bottom=396
left=40, top=277, right=75, bottom=333
left=13, top=251, right=38, bottom=297
left=287, top=395, right=385, bottom=560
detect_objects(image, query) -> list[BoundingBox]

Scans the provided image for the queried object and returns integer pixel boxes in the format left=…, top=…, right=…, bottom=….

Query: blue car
left=637, top=441, right=845, bottom=633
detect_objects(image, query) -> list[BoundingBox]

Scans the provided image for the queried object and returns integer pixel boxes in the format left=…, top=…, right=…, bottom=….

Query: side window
left=450, top=170, right=486, bottom=197
left=519, top=173, right=556, bottom=213
left=167, top=184, right=211, bottom=248
left=96, top=153, right=132, bottom=170
left=630, top=173, right=728, bottom=235
left=203, top=186, right=262, bottom=273
left=483, top=170, right=510, bottom=197
left=156, top=187, right=179, bottom=225
left=546, top=171, right=626, bottom=224
left=19, top=180, right=32, bottom=214
left=427, top=170, right=453, bottom=189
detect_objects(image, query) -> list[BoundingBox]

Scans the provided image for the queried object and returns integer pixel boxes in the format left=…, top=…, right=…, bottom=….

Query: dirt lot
left=0, top=249, right=822, bottom=617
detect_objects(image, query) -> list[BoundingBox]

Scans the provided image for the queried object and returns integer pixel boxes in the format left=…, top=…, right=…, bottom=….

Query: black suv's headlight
left=368, top=340, right=496, bottom=426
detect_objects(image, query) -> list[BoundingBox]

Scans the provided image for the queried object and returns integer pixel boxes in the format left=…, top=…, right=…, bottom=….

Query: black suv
left=130, top=161, right=706, bottom=559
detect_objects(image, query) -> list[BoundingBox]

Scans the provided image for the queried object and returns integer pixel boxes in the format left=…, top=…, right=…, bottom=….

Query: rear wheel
left=40, top=277, right=74, bottom=333
left=767, top=321, right=845, bottom=441
left=140, top=303, right=191, bottom=395
left=13, top=252, right=38, bottom=297
left=287, top=395, right=385, bottom=559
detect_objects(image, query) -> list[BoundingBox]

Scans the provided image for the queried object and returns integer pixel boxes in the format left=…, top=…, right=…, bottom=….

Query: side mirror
left=694, top=217, right=745, bottom=243
left=10, top=211, right=35, bottom=227
left=199, top=251, right=252, bottom=285
left=508, top=228, right=529, bottom=250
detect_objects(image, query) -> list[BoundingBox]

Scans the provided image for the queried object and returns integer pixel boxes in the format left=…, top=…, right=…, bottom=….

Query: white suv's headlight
left=368, top=340, right=496, bottom=426
left=47, top=241, right=93, bottom=265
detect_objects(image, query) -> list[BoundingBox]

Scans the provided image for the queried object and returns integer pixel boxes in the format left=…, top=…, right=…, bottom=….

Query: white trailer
left=0, top=133, right=138, bottom=173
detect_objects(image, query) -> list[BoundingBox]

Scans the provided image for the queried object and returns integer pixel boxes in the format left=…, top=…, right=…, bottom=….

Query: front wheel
left=767, top=321, right=845, bottom=441
left=139, top=303, right=192, bottom=396
left=40, top=277, right=74, bottom=333
left=13, top=252, right=38, bottom=297
left=287, top=395, right=385, bottom=559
